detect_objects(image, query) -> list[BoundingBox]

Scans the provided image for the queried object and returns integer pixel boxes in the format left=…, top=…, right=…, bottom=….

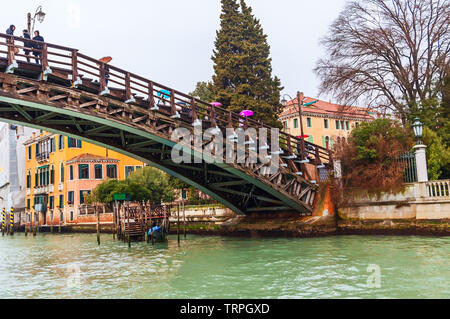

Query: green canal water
left=0, top=233, right=448, bottom=299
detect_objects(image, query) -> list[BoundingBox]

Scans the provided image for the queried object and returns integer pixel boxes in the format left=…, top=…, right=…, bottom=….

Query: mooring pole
left=177, top=204, right=180, bottom=245
left=113, top=201, right=117, bottom=240
left=183, top=200, right=186, bottom=239
left=1, top=208, right=5, bottom=236
left=150, top=205, right=154, bottom=245
left=127, top=200, right=131, bottom=248
left=96, top=205, right=100, bottom=246
left=58, top=210, right=61, bottom=233
left=9, top=208, right=14, bottom=236
left=24, top=213, right=28, bottom=236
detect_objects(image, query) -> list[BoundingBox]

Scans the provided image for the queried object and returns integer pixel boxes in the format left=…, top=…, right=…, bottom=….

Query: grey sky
left=1, top=0, right=348, bottom=100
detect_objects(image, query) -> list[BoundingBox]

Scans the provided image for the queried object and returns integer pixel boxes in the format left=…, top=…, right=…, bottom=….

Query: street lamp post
left=281, top=92, right=306, bottom=160
left=27, top=6, right=46, bottom=36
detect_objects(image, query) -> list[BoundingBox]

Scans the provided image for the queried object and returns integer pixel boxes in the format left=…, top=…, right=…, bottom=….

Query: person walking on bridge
left=22, top=29, right=32, bottom=63
left=32, top=30, right=44, bottom=64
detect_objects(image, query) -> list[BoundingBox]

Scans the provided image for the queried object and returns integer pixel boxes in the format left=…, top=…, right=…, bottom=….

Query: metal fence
left=398, top=151, right=417, bottom=183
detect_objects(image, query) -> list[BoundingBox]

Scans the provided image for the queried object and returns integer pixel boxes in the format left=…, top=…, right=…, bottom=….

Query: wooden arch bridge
left=0, top=33, right=332, bottom=216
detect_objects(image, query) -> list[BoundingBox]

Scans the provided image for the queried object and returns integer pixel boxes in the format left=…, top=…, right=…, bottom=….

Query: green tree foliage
left=211, top=0, right=283, bottom=127
left=422, top=127, right=450, bottom=180
left=92, top=167, right=175, bottom=205
left=126, top=167, right=175, bottom=203
left=190, top=81, right=214, bottom=102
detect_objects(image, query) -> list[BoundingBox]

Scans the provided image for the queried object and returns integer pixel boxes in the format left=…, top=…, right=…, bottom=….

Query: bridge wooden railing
left=0, top=33, right=332, bottom=169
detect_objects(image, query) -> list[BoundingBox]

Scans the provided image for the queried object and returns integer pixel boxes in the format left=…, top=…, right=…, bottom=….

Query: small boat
left=148, top=219, right=169, bottom=242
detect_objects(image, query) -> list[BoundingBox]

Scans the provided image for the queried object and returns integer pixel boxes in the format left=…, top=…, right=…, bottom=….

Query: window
left=70, top=211, right=74, bottom=221
left=26, top=172, right=31, bottom=189
left=35, top=143, right=39, bottom=156
left=60, top=163, right=64, bottom=183
left=35, top=170, right=38, bottom=186
left=80, top=190, right=91, bottom=205
left=125, top=166, right=134, bottom=178
left=324, top=119, right=329, bottom=129
left=59, top=194, right=64, bottom=208
left=355, top=122, right=359, bottom=128
left=335, top=120, right=340, bottom=130
left=49, top=196, right=54, bottom=209
left=50, top=138, right=55, bottom=153
left=68, top=137, right=82, bottom=148
left=340, top=121, right=345, bottom=130
left=293, top=118, right=298, bottom=129
left=283, top=121, right=288, bottom=130
left=69, top=165, right=74, bottom=180
left=307, top=118, right=312, bottom=128
left=68, top=191, right=74, bottom=204
left=28, top=146, right=32, bottom=160
left=345, top=121, right=350, bottom=130
left=94, top=164, right=103, bottom=179
left=135, top=165, right=143, bottom=171
left=27, top=198, right=30, bottom=210
left=107, top=164, right=117, bottom=178
left=323, top=136, right=330, bottom=149
left=58, top=135, right=65, bottom=150
left=79, top=164, right=89, bottom=179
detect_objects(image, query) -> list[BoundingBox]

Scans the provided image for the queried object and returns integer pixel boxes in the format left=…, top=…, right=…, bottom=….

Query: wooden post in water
left=58, top=210, right=61, bottom=233
left=1, top=208, right=5, bottom=236
left=177, top=204, right=180, bottom=245
left=150, top=205, right=154, bottom=245
left=96, top=204, right=100, bottom=246
left=10, top=208, right=14, bottom=235
left=32, top=212, right=36, bottom=236
left=145, top=203, right=149, bottom=243
left=24, top=214, right=28, bottom=236
left=113, top=201, right=117, bottom=240
left=183, top=200, right=186, bottom=239
left=127, top=200, right=131, bottom=248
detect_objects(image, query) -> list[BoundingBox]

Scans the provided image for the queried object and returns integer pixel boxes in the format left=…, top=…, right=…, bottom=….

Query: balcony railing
left=36, top=152, right=50, bottom=163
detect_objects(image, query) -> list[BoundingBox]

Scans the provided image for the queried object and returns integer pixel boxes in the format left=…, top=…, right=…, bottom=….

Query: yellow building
left=24, top=131, right=145, bottom=226
left=279, top=93, right=376, bottom=149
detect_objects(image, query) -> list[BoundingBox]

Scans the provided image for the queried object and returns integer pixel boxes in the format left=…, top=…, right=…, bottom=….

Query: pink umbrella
left=240, top=110, right=254, bottom=117
left=210, top=102, right=222, bottom=107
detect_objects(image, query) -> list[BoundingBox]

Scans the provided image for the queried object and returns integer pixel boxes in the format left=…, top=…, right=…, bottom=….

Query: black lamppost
left=281, top=91, right=306, bottom=160
left=412, top=117, right=424, bottom=145
left=27, top=6, right=46, bottom=35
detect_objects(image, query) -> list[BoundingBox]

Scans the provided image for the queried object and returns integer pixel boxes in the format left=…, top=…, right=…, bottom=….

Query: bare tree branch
left=315, top=0, right=450, bottom=123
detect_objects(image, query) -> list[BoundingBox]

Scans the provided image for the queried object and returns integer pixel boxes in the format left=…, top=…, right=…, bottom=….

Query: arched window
left=325, top=136, right=330, bottom=149
left=342, top=137, right=346, bottom=144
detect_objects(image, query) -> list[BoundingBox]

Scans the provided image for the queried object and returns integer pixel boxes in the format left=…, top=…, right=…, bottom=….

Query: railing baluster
left=71, top=50, right=79, bottom=84
left=7, top=36, right=15, bottom=66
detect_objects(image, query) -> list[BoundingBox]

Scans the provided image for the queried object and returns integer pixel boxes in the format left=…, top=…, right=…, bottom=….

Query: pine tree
left=211, top=0, right=283, bottom=127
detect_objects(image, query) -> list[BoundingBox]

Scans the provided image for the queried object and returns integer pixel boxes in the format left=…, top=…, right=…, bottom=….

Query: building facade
left=24, top=131, right=146, bottom=227
left=279, top=93, right=375, bottom=149
left=0, top=123, right=39, bottom=221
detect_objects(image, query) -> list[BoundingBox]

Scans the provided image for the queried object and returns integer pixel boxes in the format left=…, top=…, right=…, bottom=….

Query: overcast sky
left=1, top=0, right=348, bottom=100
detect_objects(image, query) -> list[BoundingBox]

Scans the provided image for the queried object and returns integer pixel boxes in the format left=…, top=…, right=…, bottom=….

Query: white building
left=0, top=122, right=39, bottom=216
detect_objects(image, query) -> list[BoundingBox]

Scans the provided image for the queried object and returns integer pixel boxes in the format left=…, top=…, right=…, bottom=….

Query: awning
left=38, top=165, right=49, bottom=169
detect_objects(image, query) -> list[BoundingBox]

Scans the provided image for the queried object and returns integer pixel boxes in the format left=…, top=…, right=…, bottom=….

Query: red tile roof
left=280, top=96, right=375, bottom=121
left=66, top=153, right=120, bottom=164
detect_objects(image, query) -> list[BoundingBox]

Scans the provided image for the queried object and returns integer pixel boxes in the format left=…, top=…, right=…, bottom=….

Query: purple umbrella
left=210, top=102, right=222, bottom=107
left=240, top=110, right=254, bottom=117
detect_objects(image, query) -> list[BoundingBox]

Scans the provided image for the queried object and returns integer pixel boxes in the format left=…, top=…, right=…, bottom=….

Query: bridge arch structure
left=0, top=33, right=332, bottom=215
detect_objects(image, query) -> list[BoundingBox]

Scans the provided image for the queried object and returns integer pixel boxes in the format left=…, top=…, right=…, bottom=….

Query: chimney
left=298, top=92, right=304, bottom=103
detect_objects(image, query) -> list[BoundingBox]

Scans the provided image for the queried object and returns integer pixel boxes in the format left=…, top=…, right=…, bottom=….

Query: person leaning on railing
left=32, top=30, right=44, bottom=64
left=22, top=29, right=32, bottom=63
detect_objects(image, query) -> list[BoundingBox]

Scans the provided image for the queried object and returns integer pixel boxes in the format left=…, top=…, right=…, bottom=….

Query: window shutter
left=322, top=136, right=326, bottom=148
